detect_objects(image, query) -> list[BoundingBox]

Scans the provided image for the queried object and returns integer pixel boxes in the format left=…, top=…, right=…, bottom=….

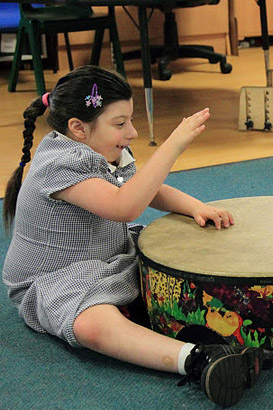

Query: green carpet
left=1, top=157, right=273, bottom=410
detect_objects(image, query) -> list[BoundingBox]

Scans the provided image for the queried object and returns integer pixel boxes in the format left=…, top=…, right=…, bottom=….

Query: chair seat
left=22, top=5, right=94, bottom=21
left=23, top=12, right=119, bottom=36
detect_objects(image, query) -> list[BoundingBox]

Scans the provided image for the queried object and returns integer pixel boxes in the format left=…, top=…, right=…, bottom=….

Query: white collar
left=108, top=148, right=135, bottom=173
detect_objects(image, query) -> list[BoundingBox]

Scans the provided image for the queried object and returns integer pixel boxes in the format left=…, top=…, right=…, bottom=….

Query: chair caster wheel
left=158, top=66, right=172, bottom=81
left=220, top=62, right=232, bottom=74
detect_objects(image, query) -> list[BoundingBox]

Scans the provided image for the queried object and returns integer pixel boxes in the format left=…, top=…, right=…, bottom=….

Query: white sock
left=177, top=343, right=195, bottom=375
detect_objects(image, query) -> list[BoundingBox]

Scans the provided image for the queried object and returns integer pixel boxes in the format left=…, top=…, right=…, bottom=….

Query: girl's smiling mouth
left=116, top=145, right=128, bottom=149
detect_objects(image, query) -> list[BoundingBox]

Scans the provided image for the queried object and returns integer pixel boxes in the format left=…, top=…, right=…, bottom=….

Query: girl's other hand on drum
left=192, top=205, right=234, bottom=230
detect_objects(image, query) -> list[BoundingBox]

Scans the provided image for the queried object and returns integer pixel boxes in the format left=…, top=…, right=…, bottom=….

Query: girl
left=2, top=65, right=266, bottom=408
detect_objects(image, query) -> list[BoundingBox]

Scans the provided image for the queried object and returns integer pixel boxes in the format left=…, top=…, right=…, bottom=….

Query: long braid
left=21, top=117, right=35, bottom=165
left=3, top=96, right=47, bottom=233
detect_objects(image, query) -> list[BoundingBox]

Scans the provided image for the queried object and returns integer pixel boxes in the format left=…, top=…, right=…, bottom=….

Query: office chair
left=8, top=4, right=125, bottom=95
left=123, top=0, right=232, bottom=80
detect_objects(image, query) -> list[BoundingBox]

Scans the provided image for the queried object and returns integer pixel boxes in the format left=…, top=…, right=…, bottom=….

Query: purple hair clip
left=85, top=83, right=103, bottom=108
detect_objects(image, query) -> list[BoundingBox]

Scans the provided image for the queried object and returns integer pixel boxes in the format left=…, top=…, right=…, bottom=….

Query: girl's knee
left=73, top=304, right=122, bottom=351
left=73, top=307, right=104, bottom=351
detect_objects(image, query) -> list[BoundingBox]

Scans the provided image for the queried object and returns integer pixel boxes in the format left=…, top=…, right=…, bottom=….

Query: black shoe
left=176, top=324, right=228, bottom=345
left=184, top=344, right=265, bottom=408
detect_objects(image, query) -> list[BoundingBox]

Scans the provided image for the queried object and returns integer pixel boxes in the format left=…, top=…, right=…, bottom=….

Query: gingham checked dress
left=3, top=131, right=141, bottom=346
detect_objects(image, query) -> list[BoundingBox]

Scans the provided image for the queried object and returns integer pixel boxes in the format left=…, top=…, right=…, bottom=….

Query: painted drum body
left=138, top=197, right=273, bottom=349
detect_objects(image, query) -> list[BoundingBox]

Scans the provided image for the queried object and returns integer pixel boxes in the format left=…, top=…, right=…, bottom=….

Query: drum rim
left=137, top=247, right=273, bottom=286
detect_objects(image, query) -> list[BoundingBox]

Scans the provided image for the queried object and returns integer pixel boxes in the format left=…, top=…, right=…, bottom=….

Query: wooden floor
left=1, top=46, right=273, bottom=198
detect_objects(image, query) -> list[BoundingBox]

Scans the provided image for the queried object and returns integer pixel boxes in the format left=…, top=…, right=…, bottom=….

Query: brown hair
left=3, top=65, right=132, bottom=233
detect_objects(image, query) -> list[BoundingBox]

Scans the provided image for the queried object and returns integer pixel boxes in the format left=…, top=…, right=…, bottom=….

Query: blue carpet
left=1, top=157, right=273, bottom=410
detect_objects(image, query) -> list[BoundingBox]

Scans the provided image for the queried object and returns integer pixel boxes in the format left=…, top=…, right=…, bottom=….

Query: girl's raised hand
left=168, top=108, right=210, bottom=155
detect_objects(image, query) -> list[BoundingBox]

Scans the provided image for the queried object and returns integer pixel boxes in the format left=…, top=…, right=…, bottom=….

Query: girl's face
left=85, top=98, right=138, bottom=163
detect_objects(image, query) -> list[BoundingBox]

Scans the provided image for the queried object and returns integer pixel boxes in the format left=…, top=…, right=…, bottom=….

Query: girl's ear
left=67, top=118, right=87, bottom=141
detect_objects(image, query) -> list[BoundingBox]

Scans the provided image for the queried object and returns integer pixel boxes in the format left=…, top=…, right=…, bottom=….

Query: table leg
left=108, top=6, right=126, bottom=78
left=138, top=6, right=156, bottom=146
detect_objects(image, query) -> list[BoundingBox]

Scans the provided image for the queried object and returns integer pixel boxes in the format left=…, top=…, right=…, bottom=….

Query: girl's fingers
left=218, top=210, right=234, bottom=228
left=188, top=113, right=210, bottom=133
left=188, top=110, right=210, bottom=127
left=188, top=108, right=210, bottom=120
left=179, top=108, right=210, bottom=131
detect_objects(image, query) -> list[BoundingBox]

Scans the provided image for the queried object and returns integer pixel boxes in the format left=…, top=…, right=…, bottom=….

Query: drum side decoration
left=139, top=261, right=273, bottom=349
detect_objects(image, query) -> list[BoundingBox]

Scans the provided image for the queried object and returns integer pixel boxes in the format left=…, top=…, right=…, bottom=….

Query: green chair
left=8, top=4, right=125, bottom=95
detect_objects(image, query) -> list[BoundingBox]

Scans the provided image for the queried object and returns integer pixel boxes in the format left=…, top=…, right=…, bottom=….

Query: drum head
left=138, top=196, right=273, bottom=280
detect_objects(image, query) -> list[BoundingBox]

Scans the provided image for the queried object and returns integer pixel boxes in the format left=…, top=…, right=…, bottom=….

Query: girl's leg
left=73, top=304, right=185, bottom=373
left=73, top=303, right=269, bottom=408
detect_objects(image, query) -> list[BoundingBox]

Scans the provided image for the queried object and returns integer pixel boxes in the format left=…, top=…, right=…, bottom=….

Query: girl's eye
left=117, top=123, right=125, bottom=127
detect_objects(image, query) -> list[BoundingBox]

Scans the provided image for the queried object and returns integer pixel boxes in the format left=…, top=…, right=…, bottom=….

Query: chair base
left=123, top=44, right=232, bottom=81
left=123, top=9, right=232, bottom=81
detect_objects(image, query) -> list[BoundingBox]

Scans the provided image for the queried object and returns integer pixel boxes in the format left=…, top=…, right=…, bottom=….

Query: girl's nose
left=130, top=123, right=138, bottom=139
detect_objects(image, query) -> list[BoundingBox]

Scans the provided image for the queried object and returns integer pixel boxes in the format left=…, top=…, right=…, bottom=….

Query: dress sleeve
left=40, top=145, right=109, bottom=199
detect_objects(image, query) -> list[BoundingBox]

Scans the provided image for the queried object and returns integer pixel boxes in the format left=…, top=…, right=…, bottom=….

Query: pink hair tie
left=42, top=92, right=50, bottom=107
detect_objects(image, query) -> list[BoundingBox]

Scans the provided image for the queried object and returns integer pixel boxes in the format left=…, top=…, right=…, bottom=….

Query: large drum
left=138, top=196, right=273, bottom=349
